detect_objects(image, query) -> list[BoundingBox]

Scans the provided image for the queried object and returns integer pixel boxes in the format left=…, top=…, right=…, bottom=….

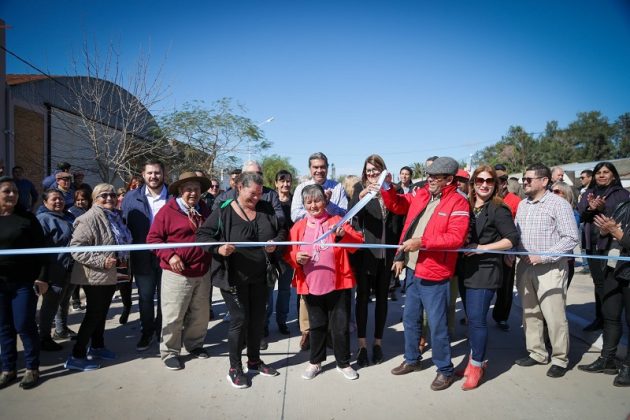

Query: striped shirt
left=515, top=190, right=579, bottom=263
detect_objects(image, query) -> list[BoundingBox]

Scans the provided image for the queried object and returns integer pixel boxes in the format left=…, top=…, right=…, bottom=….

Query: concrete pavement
left=0, top=271, right=628, bottom=420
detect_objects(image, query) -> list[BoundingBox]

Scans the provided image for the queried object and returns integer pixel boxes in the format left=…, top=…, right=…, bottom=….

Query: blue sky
left=2, top=0, right=630, bottom=178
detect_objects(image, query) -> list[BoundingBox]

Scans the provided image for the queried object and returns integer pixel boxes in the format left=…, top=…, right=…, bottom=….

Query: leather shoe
left=578, top=357, right=618, bottom=374
left=391, top=361, right=422, bottom=375
left=614, top=365, right=630, bottom=387
left=546, top=365, right=568, bottom=378
left=356, top=347, right=369, bottom=367
left=430, top=373, right=455, bottom=391
left=515, top=356, right=544, bottom=367
left=496, top=321, right=510, bottom=332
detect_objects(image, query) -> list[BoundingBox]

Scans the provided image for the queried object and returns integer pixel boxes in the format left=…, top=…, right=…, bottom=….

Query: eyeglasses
left=474, top=177, right=495, bottom=186
left=521, top=176, right=545, bottom=184
left=552, top=189, right=563, bottom=195
left=365, top=168, right=381, bottom=175
left=57, top=177, right=71, bottom=181
left=97, top=192, right=117, bottom=200
left=210, top=184, right=220, bottom=189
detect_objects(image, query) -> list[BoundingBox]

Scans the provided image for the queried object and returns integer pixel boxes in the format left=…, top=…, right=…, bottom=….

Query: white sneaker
left=336, top=365, right=359, bottom=380
left=302, top=363, right=322, bottom=380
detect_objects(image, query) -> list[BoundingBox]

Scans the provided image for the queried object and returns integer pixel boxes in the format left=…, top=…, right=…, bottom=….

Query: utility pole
left=0, top=19, right=8, bottom=175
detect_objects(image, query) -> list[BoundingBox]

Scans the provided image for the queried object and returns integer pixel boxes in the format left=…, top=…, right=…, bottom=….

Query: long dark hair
left=588, top=161, right=622, bottom=189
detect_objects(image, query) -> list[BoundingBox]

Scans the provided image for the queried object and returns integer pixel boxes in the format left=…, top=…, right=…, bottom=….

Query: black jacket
left=197, top=199, right=286, bottom=291
left=578, top=184, right=630, bottom=252
left=350, top=182, right=403, bottom=274
left=459, top=201, right=519, bottom=289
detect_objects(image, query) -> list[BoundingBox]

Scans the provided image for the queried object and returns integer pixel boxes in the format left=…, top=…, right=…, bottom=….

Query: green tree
left=473, top=126, right=537, bottom=172
left=158, top=98, right=271, bottom=177
left=411, top=162, right=425, bottom=179
left=260, top=154, right=298, bottom=189
left=565, top=111, right=615, bottom=162
left=614, top=113, right=630, bottom=158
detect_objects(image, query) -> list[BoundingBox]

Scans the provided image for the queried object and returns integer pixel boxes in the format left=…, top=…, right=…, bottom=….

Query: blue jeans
left=135, top=267, right=162, bottom=336
left=266, top=261, right=293, bottom=327
left=0, top=282, right=40, bottom=371
left=465, top=287, right=495, bottom=363
left=403, top=268, right=453, bottom=375
left=38, top=274, right=74, bottom=338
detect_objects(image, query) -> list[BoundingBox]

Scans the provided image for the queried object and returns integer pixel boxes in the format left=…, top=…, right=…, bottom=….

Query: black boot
left=577, top=357, right=618, bottom=374
left=614, top=365, right=630, bottom=387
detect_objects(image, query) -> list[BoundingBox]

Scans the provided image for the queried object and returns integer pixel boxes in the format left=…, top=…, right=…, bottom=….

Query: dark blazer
left=121, top=185, right=171, bottom=275
left=459, top=200, right=519, bottom=289
left=578, top=185, right=630, bottom=251
left=350, top=182, right=403, bottom=275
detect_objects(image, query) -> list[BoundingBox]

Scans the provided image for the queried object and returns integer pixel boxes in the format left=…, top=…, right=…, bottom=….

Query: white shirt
left=291, top=178, right=348, bottom=222
left=145, top=185, right=168, bottom=223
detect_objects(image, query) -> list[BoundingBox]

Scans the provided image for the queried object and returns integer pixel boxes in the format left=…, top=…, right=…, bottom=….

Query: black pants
left=601, top=270, right=630, bottom=364
left=492, top=262, right=515, bottom=323
left=356, top=259, right=389, bottom=340
left=72, top=285, right=116, bottom=358
left=587, top=251, right=606, bottom=321
left=304, top=289, right=351, bottom=368
left=221, top=281, right=267, bottom=369
left=117, top=281, right=132, bottom=310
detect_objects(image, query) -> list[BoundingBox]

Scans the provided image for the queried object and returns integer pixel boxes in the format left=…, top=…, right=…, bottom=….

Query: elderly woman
left=36, top=189, right=77, bottom=351
left=64, top=183, right=132, bottom=372
left=457, top=165, right=519, bottom=390
left=350, top=155, right=402, bottom=366
left=197, top=172, right=286, bottom=389
left=286, top=184, right=363, bottom=381
left=0, top=177, right=48, bottom=390
left=578, top=161, right=630, bottom=331
left=67, top=187, right=92, bottom=314
left=146, top=172, right=212, bottom=370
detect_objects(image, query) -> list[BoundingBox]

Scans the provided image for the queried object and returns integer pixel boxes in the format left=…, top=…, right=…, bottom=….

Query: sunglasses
left=97, top=192, right=117, bottom=199
left=210, top=184, right=220, bottom=189
left=474, top=177, right=495, bottom=186
left=521, top=176, right=544, bottom=184
left=57, top=177, right=71, bottom=181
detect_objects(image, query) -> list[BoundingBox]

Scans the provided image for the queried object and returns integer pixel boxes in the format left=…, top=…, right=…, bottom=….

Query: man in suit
left=122, top=159, right=170, bottom=351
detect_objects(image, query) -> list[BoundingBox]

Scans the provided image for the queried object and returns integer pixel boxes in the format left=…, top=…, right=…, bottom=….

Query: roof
left=6, top=74, right=51, bottom=85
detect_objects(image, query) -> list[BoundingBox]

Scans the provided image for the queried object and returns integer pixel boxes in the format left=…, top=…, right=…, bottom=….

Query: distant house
left=5, top=74, right=158, bottom=187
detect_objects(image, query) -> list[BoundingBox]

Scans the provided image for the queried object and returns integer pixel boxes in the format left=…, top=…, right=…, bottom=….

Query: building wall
left=14, top=105, right=45, bottom=186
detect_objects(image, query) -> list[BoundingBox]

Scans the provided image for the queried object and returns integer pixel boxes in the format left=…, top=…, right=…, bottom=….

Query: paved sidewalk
left=0, top=272, right=628, bottom=420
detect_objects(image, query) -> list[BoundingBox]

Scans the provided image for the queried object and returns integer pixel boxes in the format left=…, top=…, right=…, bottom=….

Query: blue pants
left=403, top=268, right=453, bottom=375
left=266, top=261, right=293, bottom=328
left=464, top=287, right=495, bottom=363
left=38, top=275, right=74, bottom=338
left=135, top=266, right=162, bottom=336
left=0, top=282, right=40, bottom=371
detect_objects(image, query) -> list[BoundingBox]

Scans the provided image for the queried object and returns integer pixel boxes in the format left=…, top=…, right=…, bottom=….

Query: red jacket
left=382, top=183, right=469, bottom=281
left=285, top=214, right=363, bottom=295
left=502, top=192, right=521, bottom=218
left=146, top=199, right=212, bottom=277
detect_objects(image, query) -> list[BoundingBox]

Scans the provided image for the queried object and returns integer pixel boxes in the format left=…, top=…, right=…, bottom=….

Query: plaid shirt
left=515, top=190, right=579, bottom=264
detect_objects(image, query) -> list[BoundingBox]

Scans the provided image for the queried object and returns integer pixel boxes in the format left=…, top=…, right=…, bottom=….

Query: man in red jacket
left=381, top=156, right=469, bottom=391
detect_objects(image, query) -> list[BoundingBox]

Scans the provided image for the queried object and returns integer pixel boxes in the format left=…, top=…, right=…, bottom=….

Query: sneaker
left=87, top=347, right=117, bottom=361
left=356, top=347, right=369, bottom=367
left=64, top=356, right=101, bottom=371
left=53, top=328, right=77, bottom=340
left=163, top=355, right=183, bottom=370
left=246, top=360, right=279, bottom=377
left=71, top=302, right=85, bottom=312
left=227, top=366, right=250, bottom=388
left=336, top=365, right=359, bottom=380
left=40, top=337, right=63, bottom=352
left=189, top=347, right=210, bottom=359
left=136, top=333, right=154, bottom=352
left=372, top=344, right=384, bottom=365
left=302, top=363, right=322, bottom=380
left=0, top=371, right=17, bottom=389
left=19, top=369, right=39, bottom=390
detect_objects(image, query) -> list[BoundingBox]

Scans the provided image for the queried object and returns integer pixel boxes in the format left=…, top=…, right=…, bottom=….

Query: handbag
left=265, top=253, right=280, bottom=288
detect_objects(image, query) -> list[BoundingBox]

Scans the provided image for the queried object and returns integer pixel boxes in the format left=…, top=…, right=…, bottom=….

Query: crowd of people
left=0, top=152, right=629, bottom=392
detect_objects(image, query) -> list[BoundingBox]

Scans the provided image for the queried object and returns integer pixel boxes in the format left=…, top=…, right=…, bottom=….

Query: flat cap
left=426, top=157, right=459, bottom=176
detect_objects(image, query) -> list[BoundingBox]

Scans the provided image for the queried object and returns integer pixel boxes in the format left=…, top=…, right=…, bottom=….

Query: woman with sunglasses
left=457, top=165, right=519, bottom=390
left=64, top=184, right=132, bottom=371
left=350, top=154, right=402, bottom=366
left=577, top=162, right=630, bottom=332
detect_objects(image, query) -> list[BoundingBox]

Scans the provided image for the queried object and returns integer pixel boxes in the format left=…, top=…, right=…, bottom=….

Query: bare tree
left=54, top=42, right=169, bottom=184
